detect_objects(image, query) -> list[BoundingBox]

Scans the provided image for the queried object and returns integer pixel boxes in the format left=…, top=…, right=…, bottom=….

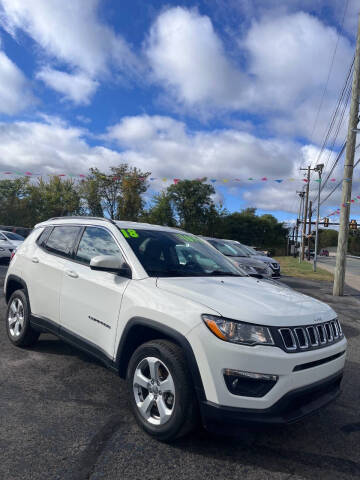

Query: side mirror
left=90, top=255, right=132, bottom=278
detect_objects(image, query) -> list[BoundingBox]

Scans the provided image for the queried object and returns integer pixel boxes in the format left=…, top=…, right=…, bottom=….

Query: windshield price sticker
left=121, top=229, right=139, bottom=238
left=176, top=234, right=199, bottom=243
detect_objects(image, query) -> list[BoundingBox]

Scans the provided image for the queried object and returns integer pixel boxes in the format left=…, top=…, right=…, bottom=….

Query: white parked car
left=0, top=230, right=24, bottom=262
left=4, top=217, right=346, bottom=441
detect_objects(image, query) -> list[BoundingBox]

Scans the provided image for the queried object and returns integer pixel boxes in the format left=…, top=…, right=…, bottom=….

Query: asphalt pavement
left=1, top=265, right=360, bottom=480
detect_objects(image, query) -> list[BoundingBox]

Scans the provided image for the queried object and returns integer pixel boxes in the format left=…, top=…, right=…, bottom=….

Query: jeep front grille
left=277, top=319, right=343, bottom=352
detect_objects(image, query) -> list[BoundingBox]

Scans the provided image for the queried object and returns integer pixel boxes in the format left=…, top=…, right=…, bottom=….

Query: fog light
left=223, top=369, right=278, bottom=397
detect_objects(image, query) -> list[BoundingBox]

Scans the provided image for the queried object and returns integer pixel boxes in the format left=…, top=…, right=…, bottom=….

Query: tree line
left=0, top=164, right=288, bottom=252
left=316, top=228, right=360, bottom=256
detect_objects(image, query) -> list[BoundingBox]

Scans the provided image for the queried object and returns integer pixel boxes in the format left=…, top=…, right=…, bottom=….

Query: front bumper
left=187, top=323, right=346, bottom=410
left=200, top=371, right=343, bottom=434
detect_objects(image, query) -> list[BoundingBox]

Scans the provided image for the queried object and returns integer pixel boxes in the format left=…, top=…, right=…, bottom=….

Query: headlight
left=235, top=263, right=256, bottom=274
left=202, top=314, right=274, bottom=346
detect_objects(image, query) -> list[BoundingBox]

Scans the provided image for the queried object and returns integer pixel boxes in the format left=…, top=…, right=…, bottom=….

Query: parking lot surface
left=1, top=265, right=360, bottom=480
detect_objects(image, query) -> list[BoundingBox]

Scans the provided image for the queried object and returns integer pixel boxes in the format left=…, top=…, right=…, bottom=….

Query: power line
left=312, top=56, right=354, bottom=173
left=309, top=0, right=350, bottom=146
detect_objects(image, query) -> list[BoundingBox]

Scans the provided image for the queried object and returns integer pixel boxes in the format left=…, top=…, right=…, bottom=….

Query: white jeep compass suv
left=4, top=217, right=347, bottom=441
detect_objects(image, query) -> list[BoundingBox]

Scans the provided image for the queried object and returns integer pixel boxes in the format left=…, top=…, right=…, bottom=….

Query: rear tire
left=6, top=290, right=40, bottom=347
left=127, top=339, right=198, bottom=442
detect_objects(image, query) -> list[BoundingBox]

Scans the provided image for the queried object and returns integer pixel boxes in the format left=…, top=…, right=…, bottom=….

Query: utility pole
left=300, top=166, right=311, bottom=260
left=307, top=200, right=313, bottom=260
left=333, top=14, right=360, bottom=296
left=298, top=191, right=306, bottom=262
left=313, top=163, right=324, bottom=272
left=295, top=191, right=305, bottom=258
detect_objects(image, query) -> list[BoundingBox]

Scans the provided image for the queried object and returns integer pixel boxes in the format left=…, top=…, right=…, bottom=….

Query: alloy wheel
left=133, top=356, right=176, bottom=426
left=8, top=298, right=25, bottom=338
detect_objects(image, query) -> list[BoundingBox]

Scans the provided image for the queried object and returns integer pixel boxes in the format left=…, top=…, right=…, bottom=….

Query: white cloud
left=37, top=68, right=99, bottom=105
left=243, top=12, right=353, bottom=140
left=146, top=7, right=248, bottom=110
left=0, top=114, right=356, bottom=215
left=106, top=114, right=302, bottom=184
left=0, top=0, right=139, bottom=103
left=0, top=116, right=122, bottom=174
left=0, top=48, right=34, bottom=114
left=146, top=7, right=353, bottom=143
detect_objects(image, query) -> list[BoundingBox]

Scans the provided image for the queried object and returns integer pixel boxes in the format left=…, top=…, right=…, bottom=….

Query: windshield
left=119, top=228, right=245, bottom=277
left=3, top=232, right=24, bottom=241
left=208, top=239, right=249, bottom=257
left=242, top=244, right=259, bottom=256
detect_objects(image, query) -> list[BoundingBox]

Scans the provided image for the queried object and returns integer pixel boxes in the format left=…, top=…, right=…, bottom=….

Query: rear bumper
left=200, top=371, right=343, bottom=434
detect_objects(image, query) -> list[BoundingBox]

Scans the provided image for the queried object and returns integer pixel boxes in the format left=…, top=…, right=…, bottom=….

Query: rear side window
left=36, top=227, right=51, bottom=246
left=44, top=226, right=81, bottom=258
left=75, top=227, right=123, bottom=265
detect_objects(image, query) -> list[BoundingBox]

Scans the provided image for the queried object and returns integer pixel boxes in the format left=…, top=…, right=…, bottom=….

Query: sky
left=0, top=0, right=359, bottom=224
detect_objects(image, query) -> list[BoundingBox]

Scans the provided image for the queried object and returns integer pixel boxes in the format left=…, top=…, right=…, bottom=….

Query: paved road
left=1, top=266, right=360, bottom=480
left=317, top=256, right=360, bottom=291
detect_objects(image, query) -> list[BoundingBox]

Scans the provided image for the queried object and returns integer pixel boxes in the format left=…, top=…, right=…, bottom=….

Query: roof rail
left=47, top=216, right=115, bottom=224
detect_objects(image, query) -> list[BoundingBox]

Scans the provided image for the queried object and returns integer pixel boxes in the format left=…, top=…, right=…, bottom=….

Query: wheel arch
left=116, top=317, right=206, bottom=402
left=5, top=275, right=29, bottom=305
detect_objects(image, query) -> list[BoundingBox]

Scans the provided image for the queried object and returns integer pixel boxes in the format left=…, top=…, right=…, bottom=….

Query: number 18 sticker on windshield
left=121, top=229, right=139, bottom=238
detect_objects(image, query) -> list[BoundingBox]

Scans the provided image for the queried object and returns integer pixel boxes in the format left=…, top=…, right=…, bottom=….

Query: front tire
left=127, top=340, right=198, bottom=441
left=6, top=290, right=40, bottom=347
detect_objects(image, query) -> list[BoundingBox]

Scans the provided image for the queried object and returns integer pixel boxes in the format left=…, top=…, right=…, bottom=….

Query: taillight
left=10, top=250, right=16, bottom=262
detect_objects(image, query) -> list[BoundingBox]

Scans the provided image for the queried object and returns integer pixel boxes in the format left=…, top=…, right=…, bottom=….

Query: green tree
left=115, top=166, right=151, bottom=221
left=26, top=177, right=81, bottom=223
left=79, top=172, right=103, bottom=216
left=167, top=179, right=217, bottom=234
left=318, top=229, right=338, bottom=249
left=82, top=165, right=150, bottom=220
left=217, top=208, right=287, bottom=254
left=0, top=178, right=31, bottom=227
left=348, top=229, right=360, bottom=255
left=147, top=192, right=176, bottom=227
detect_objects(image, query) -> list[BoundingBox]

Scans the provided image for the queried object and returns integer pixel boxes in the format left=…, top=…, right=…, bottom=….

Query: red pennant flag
left=173, top=178, right=180, bottom=184
left=261, top=177, right=267, bottom=181
left=25, top=172, right=32, bottom=176
left=303, top=179, right=308, bottom=182
left=330, top=178, right=336, bottom=182
left=79, top=174, right=86, bottom=178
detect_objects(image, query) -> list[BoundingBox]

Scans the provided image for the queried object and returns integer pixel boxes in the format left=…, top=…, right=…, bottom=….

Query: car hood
left=227, top=256, right=268, bottom=268
left=156, top=276, right=335, bottom=327
left=0, top=240, right=17, bottom=249
left=8, top=240, right=23, bottom=247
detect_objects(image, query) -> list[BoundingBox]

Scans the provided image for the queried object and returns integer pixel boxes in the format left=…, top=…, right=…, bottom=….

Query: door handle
left=32, top=257, right=39, bottom=263
left=65, top=270, right=79, bottom=278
